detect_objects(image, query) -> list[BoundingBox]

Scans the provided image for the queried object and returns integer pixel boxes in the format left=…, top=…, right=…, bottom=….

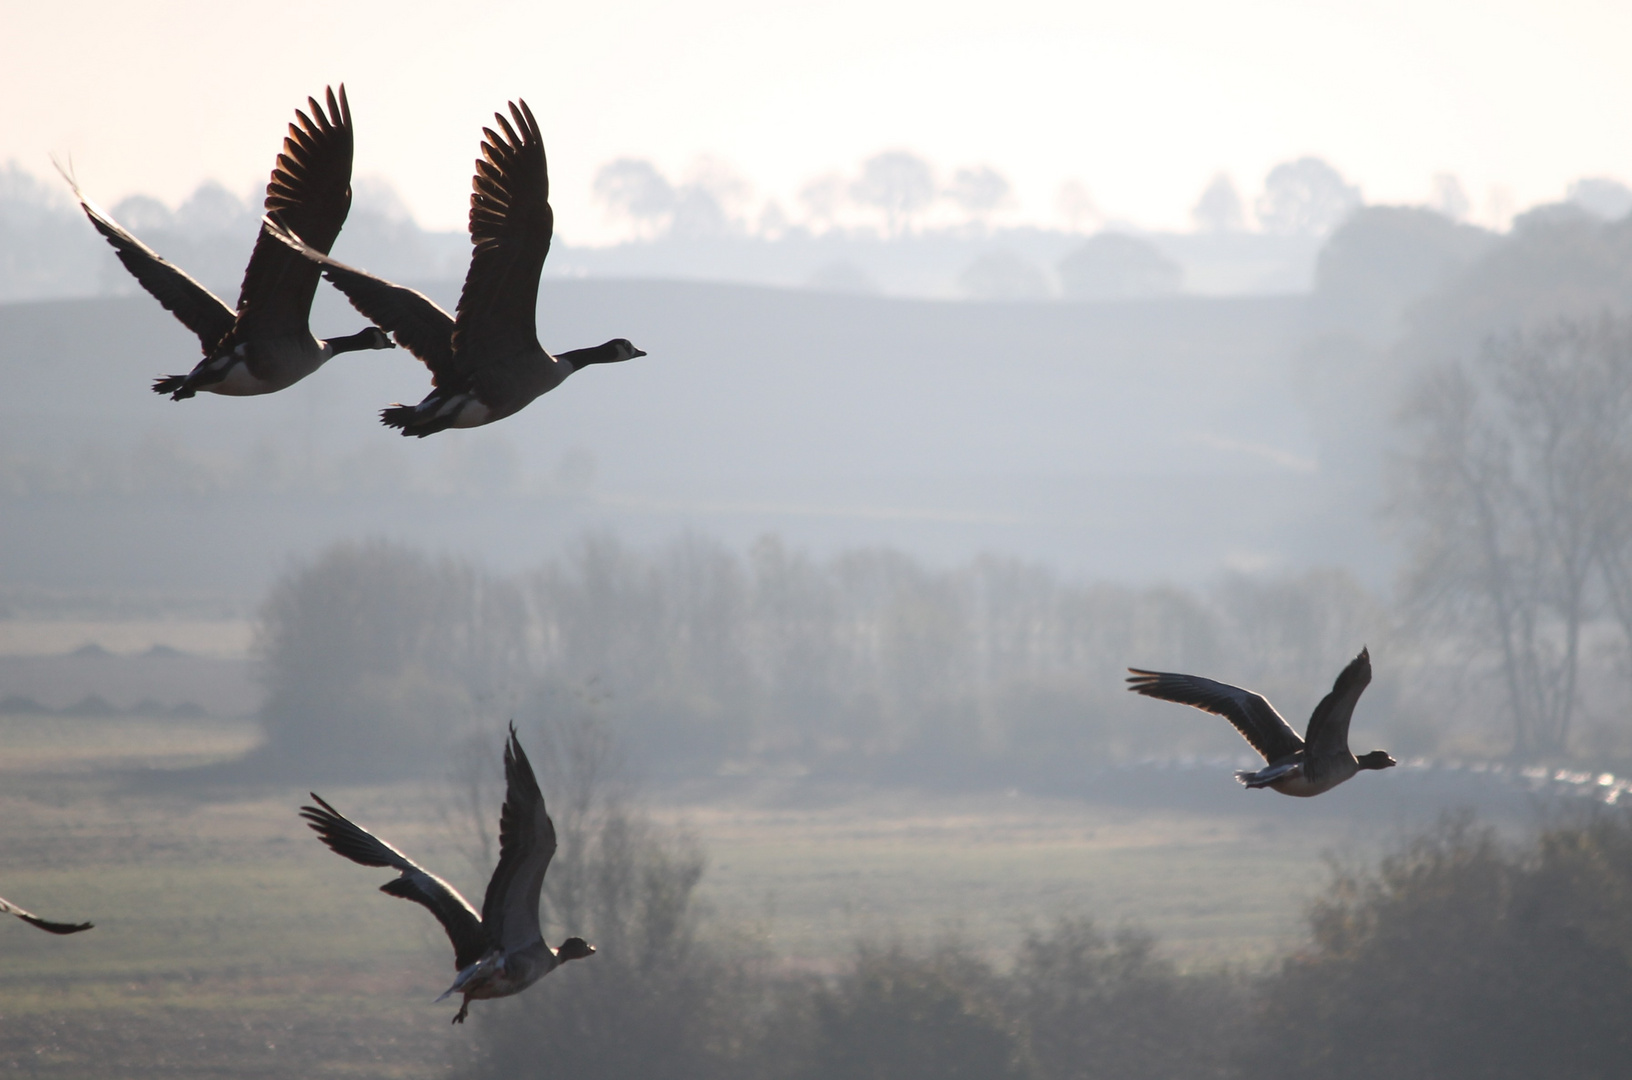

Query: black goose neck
left=329, top=328, right=385, bottom=354
left=559, top=342, right=622, bottom=371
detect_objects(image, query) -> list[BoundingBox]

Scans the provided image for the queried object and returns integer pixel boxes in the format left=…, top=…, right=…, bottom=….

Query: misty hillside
left=0, top=281, right=1348, bottom=596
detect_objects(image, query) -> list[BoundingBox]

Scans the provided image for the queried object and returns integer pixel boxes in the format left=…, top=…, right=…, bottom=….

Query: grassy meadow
left=0, top=712, right=1368, bottom=1077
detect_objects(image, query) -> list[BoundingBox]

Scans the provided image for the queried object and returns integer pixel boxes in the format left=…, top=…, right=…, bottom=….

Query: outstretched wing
left=58, top=162, right=235, bottom=353
left=0, top=893, right=92, bottom=935
left=480, top=725, right=556, bottom=953
left=263, top=217, right=455, bottom=372
left=299, top=793, right=491, bottom=970
left=1302, top=647, right=1373, bottom=760
left=1126, top=668, right=1304, bottom=763
left=448, top=99, right=552, bottom=395
left=236, top=86, right=356, bottom=338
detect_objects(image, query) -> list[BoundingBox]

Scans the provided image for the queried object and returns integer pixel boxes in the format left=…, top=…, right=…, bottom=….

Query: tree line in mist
left=247, top=523, right=1632, bottom=789
left=249, top=535, right=1409, bottom=783
left=451, top=712, right=1632, bottom=1080
left=11, top=150, right=1627, bottom=303
left=592, top=151, right=1370, bottom=242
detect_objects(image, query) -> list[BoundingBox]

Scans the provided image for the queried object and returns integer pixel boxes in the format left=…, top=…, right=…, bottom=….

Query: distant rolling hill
left=0, top=280, right=1375, bottom=596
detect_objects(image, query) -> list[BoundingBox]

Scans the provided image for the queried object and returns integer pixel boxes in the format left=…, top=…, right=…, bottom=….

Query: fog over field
left=8, top=1, right=1632, bottom=1076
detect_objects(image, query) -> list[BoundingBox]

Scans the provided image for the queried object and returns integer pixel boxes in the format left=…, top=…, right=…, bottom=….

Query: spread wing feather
left=1302, top=648, right=1373, bottom=760
left=480, top=725, right=555, bottom=953
left=0, top=894, right=92, bottom=935
left=300, top=793, right=491, bottom=970
left=262, top=217, right=455, bottom=372
left=60, top=164, right=236, bottom=353
left=448, top=100, right=552, bottom=397
left=1126, top=669, right=1304, bottom=763
left=236, top=86, right=355, bottom=339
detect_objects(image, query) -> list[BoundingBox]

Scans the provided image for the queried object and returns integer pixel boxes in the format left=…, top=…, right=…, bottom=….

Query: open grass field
left=0, top=707, right=1379, bottom=1078
left=666, top=784, right=1355, bottom=968
left=0, top=721, right=471, bottom=1077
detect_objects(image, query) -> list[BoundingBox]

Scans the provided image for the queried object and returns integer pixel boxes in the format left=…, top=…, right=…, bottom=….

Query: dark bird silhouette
left=264, top=99, right=645, bottom=437
left=0, top=893, right=92, bottom=935
left=1126, top=647, right=1395, bottom=797
left=61, top=85, right=392, bottom=399
left=299, top=725, right=593, bottom=1023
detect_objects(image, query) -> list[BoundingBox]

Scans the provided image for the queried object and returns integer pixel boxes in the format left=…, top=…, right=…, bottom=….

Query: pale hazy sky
left=5, top=0, right=1631, bottom=243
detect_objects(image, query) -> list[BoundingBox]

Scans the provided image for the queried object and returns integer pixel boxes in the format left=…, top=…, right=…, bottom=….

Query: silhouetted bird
left=299, top=725, right=594, bottom=1023
left=0, top=893, right=92, bottom=935
left=265, top=99, right=645, bottom=436
left=61, top=85, right=392, bottom=399
left=1126, top=647, right=1395, bottom=796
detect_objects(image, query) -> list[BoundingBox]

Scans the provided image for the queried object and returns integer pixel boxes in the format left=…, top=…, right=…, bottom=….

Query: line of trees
left=250, top=536, right=1409, bottom=784
left=591, top=150, right=1372, bottom=242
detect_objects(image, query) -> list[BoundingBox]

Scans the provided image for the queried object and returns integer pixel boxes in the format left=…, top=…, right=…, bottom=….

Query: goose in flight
left=265, top=99, right=645, bottom=437
left=63, top=85, right=392, bottom=399
left=300, top=725, right=593, bottom=1023
left=0, top=893, right=92, bottom=935
left=1126, top=647, right=1395, bottom=797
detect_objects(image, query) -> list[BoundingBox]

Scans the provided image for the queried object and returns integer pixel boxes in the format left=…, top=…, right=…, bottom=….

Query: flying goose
left=265, top=99, right=645, bottom=437
left=299, top=725, right=593, bottom=1023
left=1126, top=647, right=1395, bottom=797
left=63, top=85, right=392, bottom=399
left=0, top=893, right=92, bottom=935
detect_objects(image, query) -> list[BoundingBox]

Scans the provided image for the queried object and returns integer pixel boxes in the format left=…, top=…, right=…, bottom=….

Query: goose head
left=1357, top=750, right=1396, bottom=771
left=564, top=339, right=647, bottom=370
left=326, top=326, right=396, bottom=355
left=556, top=937, right=597, bottom=962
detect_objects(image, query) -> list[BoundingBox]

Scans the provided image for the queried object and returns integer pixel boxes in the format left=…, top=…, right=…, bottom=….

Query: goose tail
left=380, top=403, right=418, bottom=431
left=435, top=954, right=499, bottom=1001
left=1237, top=760, right=1300, bottom=789
left=153, top=374, right=194, bottom=399
left=381, top=403, right=455, bottom=438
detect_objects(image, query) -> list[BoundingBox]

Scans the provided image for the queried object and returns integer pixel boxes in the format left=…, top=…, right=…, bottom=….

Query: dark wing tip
left=1336, top=646, right=1373, bottom=689
left=510, top=99, right=540, bottom=143
left=499, top=725, right=547, bottom=831
left=504, top=725, right=539, bottom=789
left=1125, top=668, right=1163, bottom=693
left=298, top=793, right=346, bottom=836
left=21, top=915, right=94, bottom=935
left=495, top=109, right=520, bottom=148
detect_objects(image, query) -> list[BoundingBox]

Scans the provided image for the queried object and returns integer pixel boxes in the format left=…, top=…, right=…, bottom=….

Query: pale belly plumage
left=439, top=944, right=558, bottom=1021
left=1240, top=755, right=1358, bottom=797
left=201, top=338, right=331, bottom=397
left=449, top=397, right=496, bottom=428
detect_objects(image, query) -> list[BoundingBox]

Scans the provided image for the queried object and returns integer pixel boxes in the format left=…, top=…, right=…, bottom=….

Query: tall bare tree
left=1393, top=315, right=1632, bottom=757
